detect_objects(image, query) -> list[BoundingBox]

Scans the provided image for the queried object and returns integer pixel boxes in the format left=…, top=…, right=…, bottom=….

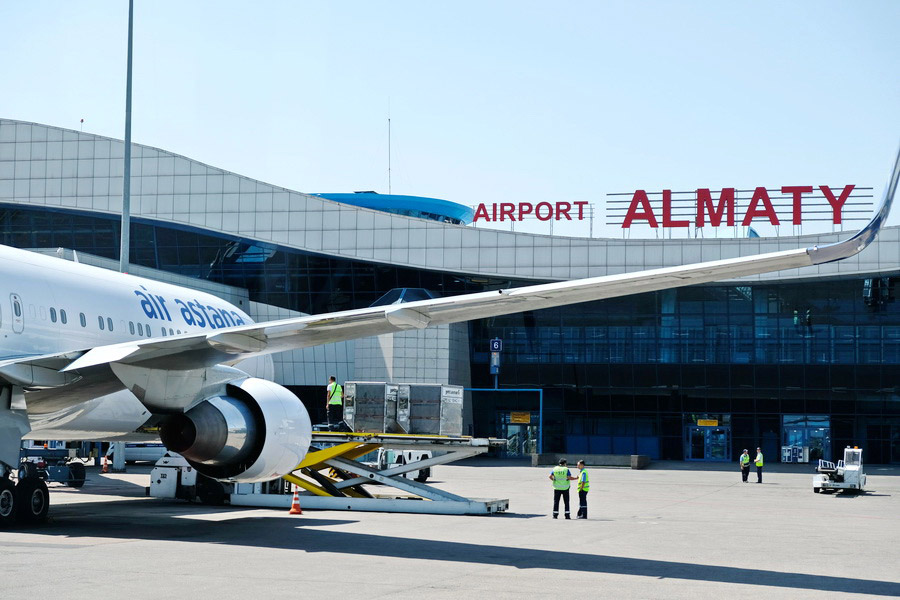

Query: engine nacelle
left=159, top=378, right=311, bottom=483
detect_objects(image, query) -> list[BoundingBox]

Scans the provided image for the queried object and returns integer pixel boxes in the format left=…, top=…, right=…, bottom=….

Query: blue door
left=684, top=426, right=731, bottom=461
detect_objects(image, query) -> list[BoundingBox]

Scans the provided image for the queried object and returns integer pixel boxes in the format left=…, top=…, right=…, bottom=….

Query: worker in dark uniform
left=755, top=447, right=764, bottom=483
left=549, top=459, right=577, bottom=519
left=739, top=449, right=751, bottom=482
left=576, top=460, right=590, bottom=519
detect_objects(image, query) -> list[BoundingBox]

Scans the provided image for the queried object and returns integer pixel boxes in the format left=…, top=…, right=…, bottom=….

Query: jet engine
left=159, top=378, right=311, bottom=483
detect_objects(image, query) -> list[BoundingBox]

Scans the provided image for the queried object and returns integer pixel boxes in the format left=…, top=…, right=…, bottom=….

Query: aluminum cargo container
left=343, top=382, right=402, bottom=433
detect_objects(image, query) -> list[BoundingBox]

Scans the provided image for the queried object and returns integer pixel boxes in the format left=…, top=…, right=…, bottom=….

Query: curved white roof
left=1, top=118, right=897, bottom=283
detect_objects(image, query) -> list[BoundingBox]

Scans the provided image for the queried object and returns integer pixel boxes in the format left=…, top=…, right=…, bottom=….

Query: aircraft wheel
left=813, top=487, right=820, bottom=493
left=15, top=477, right=49, bottom=524
left=0, top=478, right=16, bottom=526
left=68, top=462, right=86, bottom=488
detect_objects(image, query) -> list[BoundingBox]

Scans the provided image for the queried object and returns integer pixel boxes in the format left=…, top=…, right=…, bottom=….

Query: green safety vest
left=551, top=466, right=570, bottom=490
left=755, top=453, right=764, bottom=467
left=740, top=454, right=750, bottom=466
left=328, top=383, right=343, bottom=405
left=578, top=469, right=590, bottom=492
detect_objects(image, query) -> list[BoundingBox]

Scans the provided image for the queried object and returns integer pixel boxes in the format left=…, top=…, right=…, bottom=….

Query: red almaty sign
left=619, top=185, right=858, bottom=228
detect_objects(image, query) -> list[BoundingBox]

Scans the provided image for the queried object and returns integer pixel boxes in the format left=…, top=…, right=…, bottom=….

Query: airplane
left=0, top=145, right=897, bottom=527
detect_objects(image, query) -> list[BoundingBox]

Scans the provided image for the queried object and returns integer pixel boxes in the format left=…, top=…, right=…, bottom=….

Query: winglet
left=808, top=143, right=900, bottom=265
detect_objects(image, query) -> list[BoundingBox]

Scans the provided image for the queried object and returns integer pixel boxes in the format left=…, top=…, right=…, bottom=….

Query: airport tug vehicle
left=813, top=447, right=866, bottom=493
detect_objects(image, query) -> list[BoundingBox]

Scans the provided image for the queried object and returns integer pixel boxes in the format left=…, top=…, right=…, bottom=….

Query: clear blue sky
left=1, top=1, right=898, bottom=238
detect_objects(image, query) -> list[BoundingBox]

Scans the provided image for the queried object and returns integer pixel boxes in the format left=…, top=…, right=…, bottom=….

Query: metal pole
left=111, top=440, right=127, bottom=472
left=119, top=0, right=134, bottom=274
left=538, top=389, right=543, bottom=454
left=387, top=117, right=391, bottom=195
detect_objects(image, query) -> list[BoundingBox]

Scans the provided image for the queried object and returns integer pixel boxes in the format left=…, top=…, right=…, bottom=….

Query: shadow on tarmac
left=17, top=498, right=900, bottom=597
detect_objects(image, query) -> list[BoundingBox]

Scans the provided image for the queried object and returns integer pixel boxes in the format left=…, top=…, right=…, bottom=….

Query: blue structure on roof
left=315, top=192, right=473, bottom=225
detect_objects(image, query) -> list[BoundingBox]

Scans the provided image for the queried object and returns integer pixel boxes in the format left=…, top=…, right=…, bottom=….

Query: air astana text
left=621, top=185, right=856, bottom=228
left=134, top=286, right=246, bottom=329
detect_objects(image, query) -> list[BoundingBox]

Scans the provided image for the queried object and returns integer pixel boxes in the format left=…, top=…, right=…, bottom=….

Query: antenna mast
left=388, top=116, right=392, bottom=194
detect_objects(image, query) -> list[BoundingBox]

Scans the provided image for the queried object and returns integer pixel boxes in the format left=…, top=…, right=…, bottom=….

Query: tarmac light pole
left=112, top=0, right=134, bottom=474
left=119, top=0, right=133, bottom=274
left=466, top=388, right=545, bottom=454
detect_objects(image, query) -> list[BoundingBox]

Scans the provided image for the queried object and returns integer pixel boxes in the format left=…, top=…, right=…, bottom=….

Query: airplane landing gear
left=0, top=477, right=16, bottom=527
left=0, top=474, right=51, bottom=527
left=16, top=477, right=50, bottom=524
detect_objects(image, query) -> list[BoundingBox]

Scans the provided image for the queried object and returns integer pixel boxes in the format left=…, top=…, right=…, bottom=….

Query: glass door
left=684, top=426, right=732, bottom=461
left=500, top=412, right=538, bottom=456
left=708, top=428, right=729, bottom=460
left=688, top=427, right=705, bottom=460
left=782, top=415, right=831, bottom=463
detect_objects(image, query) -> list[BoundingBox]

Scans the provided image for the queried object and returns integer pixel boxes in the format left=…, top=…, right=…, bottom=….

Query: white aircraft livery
left=0, top=146, right=897, bottom=526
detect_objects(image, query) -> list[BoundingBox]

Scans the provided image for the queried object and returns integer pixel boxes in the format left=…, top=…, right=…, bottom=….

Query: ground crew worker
left=755, top=447, right=764, bottom=483
left=326, top=376, right=343, bottom=427
left=739, top=449, right=750, bottom=482
left=576, top=460, right=590, bottom=519
left=549, top=459, right=576, bottom=519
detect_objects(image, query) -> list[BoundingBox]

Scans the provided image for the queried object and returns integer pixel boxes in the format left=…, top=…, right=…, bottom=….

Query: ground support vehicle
left=151, top=432, right=508, bottom=515
left=366, top=448, right=433, bottom=482
left=106, top=442, right=168, bottom=465
left=18, top=441, right=88, bottom=488
left=813, top=447, right=867, bottom=493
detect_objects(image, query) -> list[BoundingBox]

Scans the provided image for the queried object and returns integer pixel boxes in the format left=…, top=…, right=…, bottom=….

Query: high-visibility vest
left=551, top=466, right=570, bottom=490
left=755, top=452, right=764, bottom=467
left=740, top=454, right=750, bottom=466
left=578, top=469, right=590, bottom=492
left=328, top=383, right=343, bottom=405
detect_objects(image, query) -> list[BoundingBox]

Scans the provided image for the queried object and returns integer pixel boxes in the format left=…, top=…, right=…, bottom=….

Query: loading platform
left=228, top=432, right=509, bottom=515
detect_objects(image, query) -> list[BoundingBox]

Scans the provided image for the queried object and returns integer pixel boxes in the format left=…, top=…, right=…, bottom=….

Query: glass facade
left=0, top=205, right=497, bottom=316
left=469, top=275, right=900, bottom=463
left=3, top=203, right=899, bottom=463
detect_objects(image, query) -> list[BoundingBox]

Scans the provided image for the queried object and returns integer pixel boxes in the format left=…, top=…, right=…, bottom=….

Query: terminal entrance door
left=684, top=426, right=731, bottom=461
left=499, top=412, right=538, bottom=456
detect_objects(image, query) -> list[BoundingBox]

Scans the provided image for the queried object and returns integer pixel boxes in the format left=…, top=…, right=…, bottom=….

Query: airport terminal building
left=2, top=119, right=899, bottom=464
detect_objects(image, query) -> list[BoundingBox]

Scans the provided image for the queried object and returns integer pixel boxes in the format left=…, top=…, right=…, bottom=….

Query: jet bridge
left=228, top=432, right=509, bottom=515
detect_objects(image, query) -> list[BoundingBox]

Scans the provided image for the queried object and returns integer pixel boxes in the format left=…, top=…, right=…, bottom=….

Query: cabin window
left=107, top=317, right=114, bottom=332
left=129, top=321, right=135, bottom=335
left=80, top=313, right=86, bottom=327
left=169, top=328, right=174, bottom=336
left=50, top=308, right=57, bottom=323
left=146, top=325, right=152, bottom=338
left=98, top=316, right=105, bottom=330
left=137, top=322, right=143, bottom=336
left=60, top=310, right=67, bottom=324
left=13, top=301, right=21, bottom=318
left=161, top=328, right=167, bottom=337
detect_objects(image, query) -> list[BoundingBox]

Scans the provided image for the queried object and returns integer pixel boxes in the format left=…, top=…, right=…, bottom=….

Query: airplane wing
left=3, top=143, right=898, bottom=415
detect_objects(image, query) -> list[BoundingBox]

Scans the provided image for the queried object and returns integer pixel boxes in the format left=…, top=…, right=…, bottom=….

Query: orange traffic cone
left=288, top=487, right=303, bottom=515
left=102, top=455, right=109, bottom=474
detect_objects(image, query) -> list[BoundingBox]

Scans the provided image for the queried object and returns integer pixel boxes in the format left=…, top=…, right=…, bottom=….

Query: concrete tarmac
left=2, top=459, right=899, bottom=599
